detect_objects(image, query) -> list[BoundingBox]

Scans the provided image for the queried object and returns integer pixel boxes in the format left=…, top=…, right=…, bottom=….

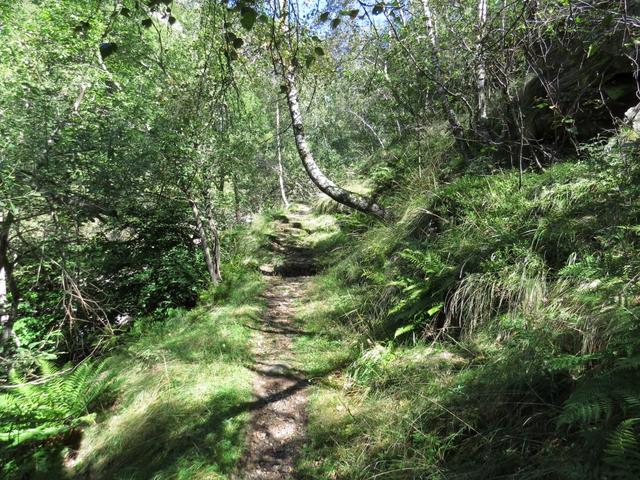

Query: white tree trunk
left=0, top=211, right=18, bottom=346
left=204, top=199, right=222, bottom=282
left=189, top=198, right=219, bottom=284
left=476, top=0, right=488, bottom=125
left=282, top=65, right=388, bottom=219
left=276, top=0, right=388, bottom=220
left=0, top=211, right=7, bottom=334
left=419, top=0, right=469, bottom=157
left=232, top=174, right=241, bottom=222
left=275, top=101, right=290, bottom=208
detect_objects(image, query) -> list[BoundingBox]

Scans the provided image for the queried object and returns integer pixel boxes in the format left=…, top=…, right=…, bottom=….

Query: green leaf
left=305, top=55, right=315, bottom=68
left=331, top=18, right=341, bottom=29
left=348, top=9, right=359, bottom=19
left=394, top=323, right=416, bottom=339
left=319, top=12, right=330, bottom=22
left=427, top=303, right=443, bottom=316
left=314, top=46, right=324, bottom=56
left=605, top=85, right=629, bottom=101
left=141, top=18, right=153, bottom=28
left=240, top=6, right=257, bottom=31
left=373, top=3, right=385, bottom=15
left=99, top=42, right=118, bottom=59
left=232, top=37, right=244, bottom=49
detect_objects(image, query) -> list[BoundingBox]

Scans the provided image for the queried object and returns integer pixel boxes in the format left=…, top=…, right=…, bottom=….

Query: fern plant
left=386, top=249, right=450, bottom=330
left=559, top=354, right=640, bottom=478
left=0, top=359, right=110, bottom=447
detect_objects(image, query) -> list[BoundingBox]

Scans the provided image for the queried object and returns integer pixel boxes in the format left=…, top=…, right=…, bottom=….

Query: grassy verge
left=1, top=220, right=269, bottom=480
left=69, top=268, right=264, bottom=480
left=293, top=137, right=640, bottom=479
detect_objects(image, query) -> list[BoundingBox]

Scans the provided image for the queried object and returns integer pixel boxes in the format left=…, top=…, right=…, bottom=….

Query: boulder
left=518, top=1, right=640, bottom=148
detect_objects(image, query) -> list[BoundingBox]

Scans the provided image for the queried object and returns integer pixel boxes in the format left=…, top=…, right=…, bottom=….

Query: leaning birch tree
left=271, top=0, right=389, bottom=220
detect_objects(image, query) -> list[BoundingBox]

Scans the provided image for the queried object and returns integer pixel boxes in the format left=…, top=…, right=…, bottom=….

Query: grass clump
left=0, top=360, right=114, bottom=479
left=0, top=219, right=268, bottom=480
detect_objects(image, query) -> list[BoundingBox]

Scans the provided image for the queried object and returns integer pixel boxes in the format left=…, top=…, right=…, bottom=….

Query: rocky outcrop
left=518, top=1, right=640, bottom=148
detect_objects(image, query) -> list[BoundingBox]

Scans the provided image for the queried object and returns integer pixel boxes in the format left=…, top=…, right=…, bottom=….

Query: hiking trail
left=238, top=209, right=316, bottom=480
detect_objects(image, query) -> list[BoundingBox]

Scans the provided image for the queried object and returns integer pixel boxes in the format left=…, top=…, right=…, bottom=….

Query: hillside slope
left=290, top=137, right=640, bottom=479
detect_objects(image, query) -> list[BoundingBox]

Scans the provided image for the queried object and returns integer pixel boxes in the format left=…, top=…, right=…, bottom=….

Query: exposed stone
left=625, top=103, right=640, bottom=133
left=259, top=264, right=275, bottom=275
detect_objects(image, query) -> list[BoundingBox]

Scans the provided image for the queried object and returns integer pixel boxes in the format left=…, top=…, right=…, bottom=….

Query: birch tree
left=273, top=0, right=389, bottom=220
left=417, top=0, right=470, bottom=159
left=275, top=101, right=290, bottom=208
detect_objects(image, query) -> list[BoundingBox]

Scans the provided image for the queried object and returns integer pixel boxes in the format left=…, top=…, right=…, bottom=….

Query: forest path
left=238, top=209, right=316, bottom=479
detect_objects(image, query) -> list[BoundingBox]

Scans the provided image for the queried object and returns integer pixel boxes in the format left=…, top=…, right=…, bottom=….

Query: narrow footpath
left=238, top=211, right=316, bottom=479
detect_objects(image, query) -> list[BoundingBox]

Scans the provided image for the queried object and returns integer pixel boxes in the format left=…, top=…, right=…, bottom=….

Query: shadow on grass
left=75, top=376, right=315, bottom=480
left=73, top=328, right=345, bottom=480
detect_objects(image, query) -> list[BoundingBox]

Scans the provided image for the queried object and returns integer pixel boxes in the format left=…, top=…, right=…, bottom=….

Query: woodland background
left=1, top=0, right=640, bottom=478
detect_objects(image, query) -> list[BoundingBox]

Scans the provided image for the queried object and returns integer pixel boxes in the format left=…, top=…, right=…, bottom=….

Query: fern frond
left=0, top=360, right=111, bottom=444
left=615, top=355, right=640, bottom=371
left=603, top=418, right=640, bottom=478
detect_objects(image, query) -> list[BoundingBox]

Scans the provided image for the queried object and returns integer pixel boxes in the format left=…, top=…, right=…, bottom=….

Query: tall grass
left=1, top=221, right=269, bottom=480
left=294, top=137, right=640, bottom=479
left=68, top=247, right=265, bottom=480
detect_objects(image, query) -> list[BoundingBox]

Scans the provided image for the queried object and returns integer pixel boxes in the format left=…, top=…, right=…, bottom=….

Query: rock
left=259, top=264, right=275, bottom=275
left=625, top=103, right=640, bottom=133
left=275, top=259, right=316, bottom=277
left=516, top=4, right=640, bottom=147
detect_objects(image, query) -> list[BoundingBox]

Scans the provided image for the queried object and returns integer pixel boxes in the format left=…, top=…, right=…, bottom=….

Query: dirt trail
left=238, top=213, right=314, bottom=479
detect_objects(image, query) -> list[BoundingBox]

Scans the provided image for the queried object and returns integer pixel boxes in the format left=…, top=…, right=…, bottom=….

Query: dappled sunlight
left=65, top=282, right=263, bottom=479
left=72, top=377, right=252, bottom=479
left=4, top=0, right=640, bottom=477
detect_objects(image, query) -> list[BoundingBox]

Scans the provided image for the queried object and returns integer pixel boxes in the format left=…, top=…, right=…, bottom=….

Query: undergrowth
left=295, top=136, right=640, bottom=479
left=0, top=222, right=268, bottom=480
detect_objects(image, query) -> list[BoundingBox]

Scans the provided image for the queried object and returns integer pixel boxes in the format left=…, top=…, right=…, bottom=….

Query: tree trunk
left=204, top=199, right=222, bottom=282
left=188, top=197, right=219, bottom=284
left=275, top=101, right=290, bottom=208
left=0, top=214, right=6, bottom=330
left=282, top=65, right=388, bottom=220
left=0, top=211, right=19, bottom=347
left=476, top=0, right=489, bottom=129
left=232, top=173, right=241, bottom=222
left=419, top=0, right=470, bottom=159
left=218, top=168, right=225, bottom=193
left=276, top=0, right=388, bottom=220
left=349, top=109, right=385, bottom=149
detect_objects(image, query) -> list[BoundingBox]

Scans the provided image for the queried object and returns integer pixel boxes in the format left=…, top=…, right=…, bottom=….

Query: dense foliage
left=1, top=0, right=640, bottom=478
